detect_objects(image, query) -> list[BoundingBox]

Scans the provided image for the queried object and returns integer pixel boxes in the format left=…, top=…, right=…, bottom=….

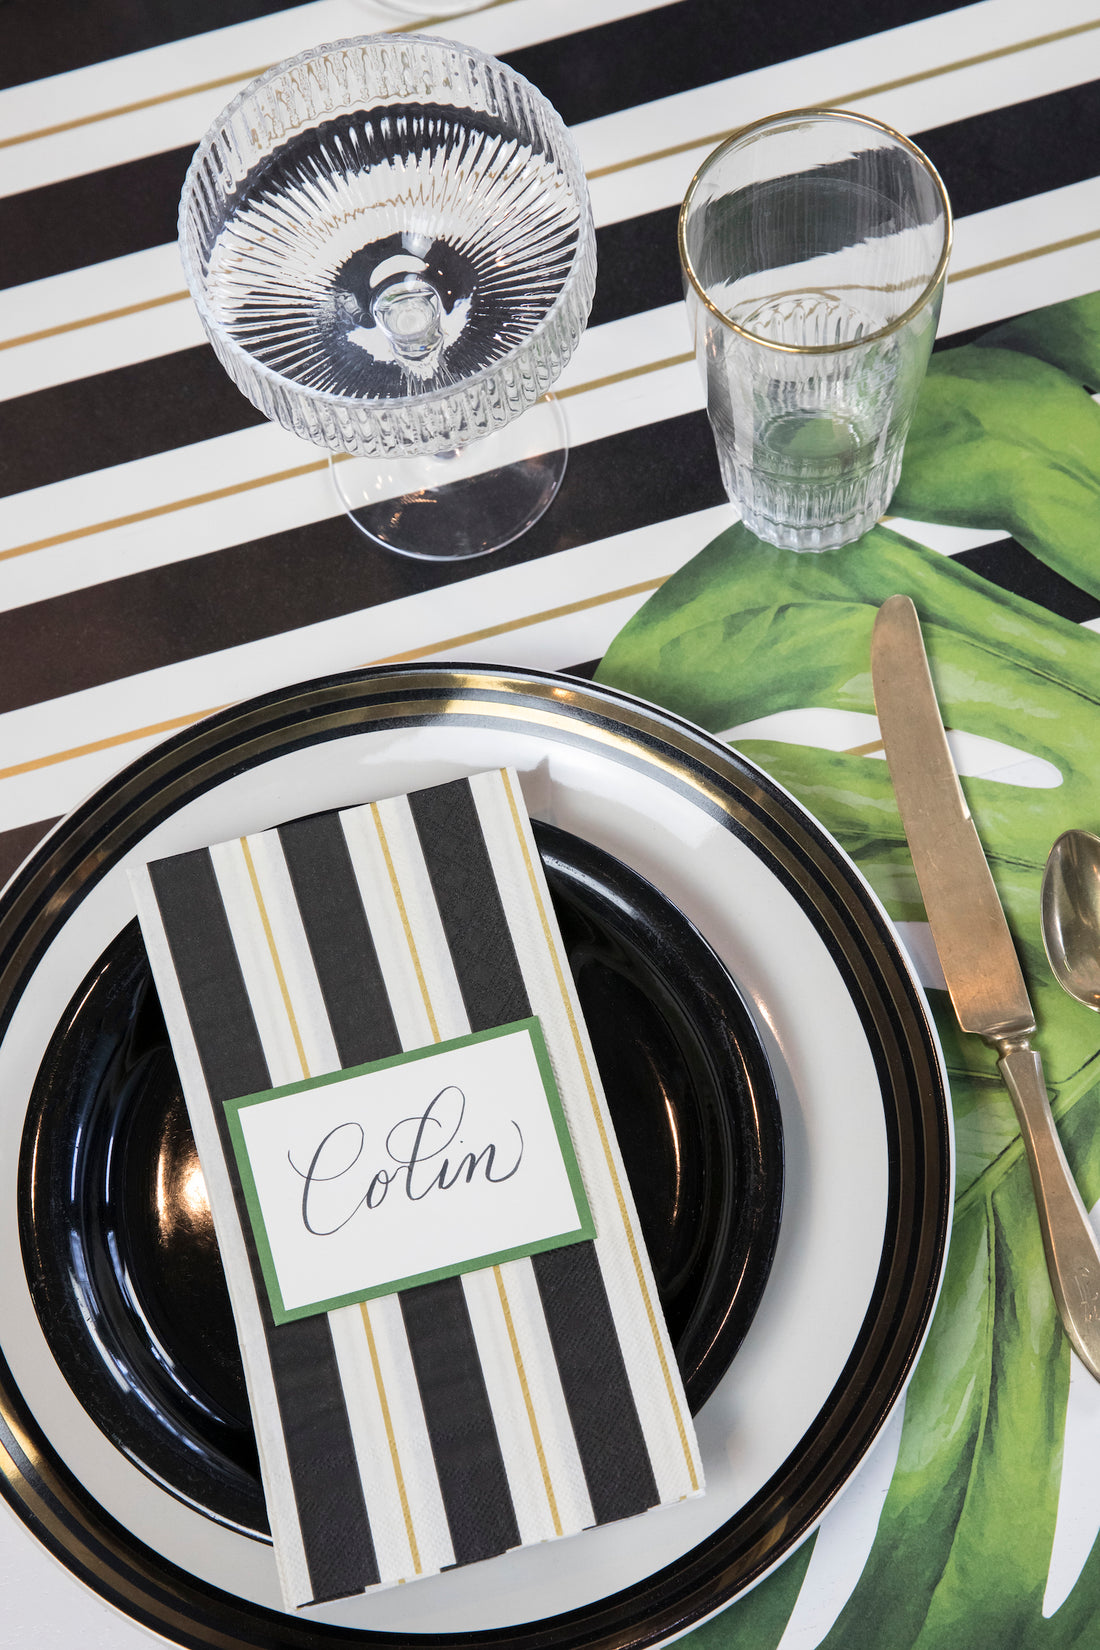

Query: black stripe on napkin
left=532, top=1243, right=659, bottom=1523
left=409, top=777, right=661, bottom=1526
left=147, top=847, right=380, bottom=1602
left=399, top=1277, right=521, bottom=1565
left=277, top=812, right=400, bottom=1070
left=277, top=795, right=521, bottom=1568
left=407, top=780, right=532, bottom=1033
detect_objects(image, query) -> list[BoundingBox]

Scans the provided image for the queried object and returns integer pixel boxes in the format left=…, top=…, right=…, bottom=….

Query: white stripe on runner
left=0, top=497, right=1031, bottom=840
left=4, top=1, right=1096, bottom=374
left=5, top=168, right=1097, bottom=595
left=0, top=0, right=679, bottom=189
left=584, top=1, right=1100, bottom=223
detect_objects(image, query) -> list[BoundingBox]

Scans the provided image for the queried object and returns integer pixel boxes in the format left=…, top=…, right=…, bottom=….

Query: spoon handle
left=999, top=1041, right=1100, bottom=1378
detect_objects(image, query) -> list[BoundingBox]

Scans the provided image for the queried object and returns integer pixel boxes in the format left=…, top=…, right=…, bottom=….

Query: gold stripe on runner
left=0, top=2, right=512, bottom=149
left=0, top=455, right=332, bottom=562
left=586, top=17, right=1100, bottom=179
left=0, top=66, right=271, bottom=149
left=2, top=204, right=1085, bottom=559
left=0, top=575, right=671, bottom=782
left=948, top=225, right=1100, bottom=282
left=0, top=289, right=190, bottom=353
left=493, top=1266, right=563, bottom=1537
left=555, top=351, right=692, bottom=398
left=358, top=1302, right=423, bottom=1576
left=4, top=16, right=1095, bottom=155
left=238, top=836, right=310, bottom=1081
left=373, top=577, right=668, bottom=663
left=3, top=17, right=1094, bottom=355
left=497, top=768, right=700, bottom=1492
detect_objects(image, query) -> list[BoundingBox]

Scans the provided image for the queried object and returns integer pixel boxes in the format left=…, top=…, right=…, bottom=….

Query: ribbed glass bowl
left=179, top=34, right=596, bottom=459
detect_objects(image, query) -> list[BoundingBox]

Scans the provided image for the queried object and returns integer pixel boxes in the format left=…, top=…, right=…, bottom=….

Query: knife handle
left=998, top=1042, right=1100, bottom=1378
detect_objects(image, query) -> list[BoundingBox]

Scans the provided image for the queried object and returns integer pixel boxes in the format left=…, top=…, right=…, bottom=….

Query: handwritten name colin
left=288, top=1084, right=524, bottom=1236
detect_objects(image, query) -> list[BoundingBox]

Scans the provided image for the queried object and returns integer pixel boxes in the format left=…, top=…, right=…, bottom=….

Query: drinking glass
left=179, top=35, right=596, bottom=560
left=678, top=108, right=951, bottom=551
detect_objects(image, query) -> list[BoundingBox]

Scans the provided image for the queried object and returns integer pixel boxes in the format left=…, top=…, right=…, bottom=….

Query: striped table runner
left=130, top=766, right=702, bottom=1610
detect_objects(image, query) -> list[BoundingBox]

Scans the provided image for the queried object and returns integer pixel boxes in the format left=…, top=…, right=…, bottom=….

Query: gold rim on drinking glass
left=677, top=106, right=954, bottom=355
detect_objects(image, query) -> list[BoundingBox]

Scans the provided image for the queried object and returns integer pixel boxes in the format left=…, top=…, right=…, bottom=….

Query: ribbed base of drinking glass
left=719, top=446, right=903, bottom=552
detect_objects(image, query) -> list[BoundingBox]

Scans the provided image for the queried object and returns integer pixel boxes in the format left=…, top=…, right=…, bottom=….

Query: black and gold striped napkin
left=130, top=768, right=702, bottom=1610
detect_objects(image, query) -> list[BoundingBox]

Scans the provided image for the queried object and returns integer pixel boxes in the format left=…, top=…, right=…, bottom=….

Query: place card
left=130, top=768, right=703, bottom=1612
left=225, top=1018, right=594, bottom=1323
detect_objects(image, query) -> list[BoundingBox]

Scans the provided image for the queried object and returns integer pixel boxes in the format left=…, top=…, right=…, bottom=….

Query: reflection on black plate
left=19, top=820, right=783, bottom=1538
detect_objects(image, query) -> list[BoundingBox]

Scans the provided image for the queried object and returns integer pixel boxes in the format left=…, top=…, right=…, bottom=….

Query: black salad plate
left=19, top=818, right=783, bottom=1541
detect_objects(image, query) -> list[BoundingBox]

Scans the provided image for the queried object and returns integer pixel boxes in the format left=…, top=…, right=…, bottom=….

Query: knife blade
left=872, top=593, right=1100, bottom=1380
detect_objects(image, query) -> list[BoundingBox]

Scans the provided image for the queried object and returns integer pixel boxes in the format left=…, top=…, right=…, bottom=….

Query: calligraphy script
left=225, top=1018, right=593, bottom=1322
left=289, top=1085, right=524, bottom=1236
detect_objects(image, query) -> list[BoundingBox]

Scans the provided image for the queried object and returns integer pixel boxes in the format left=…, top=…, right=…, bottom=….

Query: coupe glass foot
left=331, top=394, right=569, bottom=560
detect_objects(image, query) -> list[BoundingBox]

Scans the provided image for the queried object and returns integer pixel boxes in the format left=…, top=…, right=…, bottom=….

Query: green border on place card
left=223, top=1017, right=595, bottom=1325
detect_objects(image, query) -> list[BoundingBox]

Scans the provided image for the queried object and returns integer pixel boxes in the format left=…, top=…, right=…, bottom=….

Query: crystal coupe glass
left=179, top=35, right=596, bottom=559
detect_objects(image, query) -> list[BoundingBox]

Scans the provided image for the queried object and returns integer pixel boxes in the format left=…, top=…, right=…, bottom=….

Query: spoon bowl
left=1040, top=829, right=1100, bottom=1012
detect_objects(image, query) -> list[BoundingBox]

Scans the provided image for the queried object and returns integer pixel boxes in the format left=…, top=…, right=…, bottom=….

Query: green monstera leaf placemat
left=595, top=292, right=1100, bottom=1649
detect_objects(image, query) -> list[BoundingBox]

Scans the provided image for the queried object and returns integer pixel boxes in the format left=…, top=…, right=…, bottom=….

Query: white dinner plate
left=0, top=665, right=952, bottom=1649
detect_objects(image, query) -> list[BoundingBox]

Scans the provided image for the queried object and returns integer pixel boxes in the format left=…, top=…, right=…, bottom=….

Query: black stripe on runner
left=0, top=146, right=191, bottom=291
left=954, top=539, right=1100, bottom=622
left=147, top=847, right=380, bottom=1602
left=4, top=13, right=1083, bottom=296
left=532, top=1243, right=660, bottom=1524
left=0, top=343, right=266, bottom=496
left=0, top=0, right=294, bottom=90
left=0, top=0, right=967, bottom=284
left=0, top=816, right=57, bottom=894
left=0, top=408, right=723, bottom=715
left=6, top=64, right=1100, bottom=492
left=409, top=777, right=661, bottom=1526
left=0, top=0, right=958, bottom=101
left=398, top=1276, right=521, bottom=1566
left=277, top=812, right=400, bottom=1069
left=503, top=0, right=959, bottom=129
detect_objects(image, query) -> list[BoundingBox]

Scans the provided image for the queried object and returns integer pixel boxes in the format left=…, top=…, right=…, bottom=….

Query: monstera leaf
left=977, top=291, right=1100, bottom=390
left=595, top=291, right=1100, bottom=1649
left=891, top=344, right=1100, bottom=596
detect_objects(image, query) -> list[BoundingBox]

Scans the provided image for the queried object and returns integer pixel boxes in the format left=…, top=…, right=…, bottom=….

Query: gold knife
left=872, top=593, right=1100, bottom=1380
